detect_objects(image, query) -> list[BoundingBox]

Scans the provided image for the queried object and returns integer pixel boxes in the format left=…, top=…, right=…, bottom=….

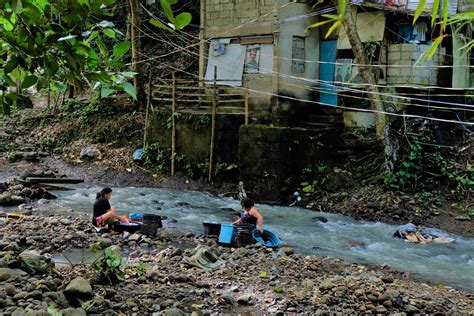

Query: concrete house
left=199, top=0, right=473, bottom=128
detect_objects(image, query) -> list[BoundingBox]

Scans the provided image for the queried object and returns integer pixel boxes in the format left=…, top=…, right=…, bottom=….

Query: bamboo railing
left=149, top=71, right=249, bottom=181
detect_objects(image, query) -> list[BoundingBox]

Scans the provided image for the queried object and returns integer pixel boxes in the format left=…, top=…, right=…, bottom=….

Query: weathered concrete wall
left=387, top=44, right=446, bottom=86
left=239, top=124, right=337, bottom=200
left=205, top=0, right=277, bottom=38
left=148, top=109, right=244, bottom=164
left=458, top=0, right=474, bottom=12
left=202, top=0, right=321, bottom=122
left=277, top=0, right=319, bottom=100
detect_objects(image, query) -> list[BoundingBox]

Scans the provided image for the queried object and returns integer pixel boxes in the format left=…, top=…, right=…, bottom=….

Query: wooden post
left=244, top=78, right=249, bottom=125
left=208, top=66, right=217, bottom=182
left=143, top=71, right=152, bottom=150
left=171, top=72, right=177, bottom=176
left=129, top=0, right=142, bottom=104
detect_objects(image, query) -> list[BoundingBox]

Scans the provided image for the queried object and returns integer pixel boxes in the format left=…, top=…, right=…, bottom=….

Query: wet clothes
left=240, top=211, right=257, bottom=226
left=92, top=197, right=111, bottom=226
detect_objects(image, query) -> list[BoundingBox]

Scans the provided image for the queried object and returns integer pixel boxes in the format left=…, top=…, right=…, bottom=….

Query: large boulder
left=19, top=250, right=55, bottom=275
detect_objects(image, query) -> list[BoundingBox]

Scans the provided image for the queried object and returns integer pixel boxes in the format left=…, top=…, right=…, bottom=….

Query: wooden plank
left=152, top=98, right=212, bottom=103
left=25, top=177, right=84, bottom=184
left=217, top=99, right=245, bottom=104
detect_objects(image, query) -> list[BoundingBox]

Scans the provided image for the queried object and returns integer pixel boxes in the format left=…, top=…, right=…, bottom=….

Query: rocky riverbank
left=0, top=213, right=473, bottom=315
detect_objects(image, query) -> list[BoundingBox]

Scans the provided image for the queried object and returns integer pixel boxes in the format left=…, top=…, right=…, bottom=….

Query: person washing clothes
left=233, top=198, right=264, bottom=234
left=92, top=187, right=129, bottom=227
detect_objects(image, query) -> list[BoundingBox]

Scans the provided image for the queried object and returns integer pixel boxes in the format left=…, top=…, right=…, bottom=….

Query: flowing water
left=17, top=184, right=474, bottom=291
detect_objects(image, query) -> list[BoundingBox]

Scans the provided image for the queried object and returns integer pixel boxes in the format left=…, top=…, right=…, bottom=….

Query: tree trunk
left=341, top=3, right=397, bottom=171
left=129, top=0, right=143, bottom=105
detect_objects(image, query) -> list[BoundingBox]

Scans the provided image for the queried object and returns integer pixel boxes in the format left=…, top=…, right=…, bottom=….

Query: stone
left=19, top=250, right=54, bottom=275
left=405, top=305, right=419, bottom=313
left=381, top=275, right=394, bottom=283
left=128, top=233, right=141, bottom=242
left=27, top=290, right=42, bottom=300
left=61, top=308, right=87, bottom=316
left=13, top=291, right=28, bottom=300
left=37, top=199, right=49, bottom=205
left=98, top=238, right=113, bottom=247
left=319, top=281, right=335, bottom=290
left=237, top=294, right=251, bottom=305
left=221, top=293, right=235, bottom=305
left=64, top=277, right=92, bottom=298
left=164, top=308, right=185, bottom=316
left=4, top=283, right=16, bottom=296
left=0, top=268, right=27, bottom=281
left=281, top=247, right=294, bottom=256
left=375, top=305, right=387, bottom=313
left=312, top=216, right=328, bottom=223
left=79, top=147, right=100, bottom=160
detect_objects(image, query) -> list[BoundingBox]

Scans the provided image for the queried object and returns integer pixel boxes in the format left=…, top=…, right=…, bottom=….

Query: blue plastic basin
left=218, top=224, right=235, bottom=245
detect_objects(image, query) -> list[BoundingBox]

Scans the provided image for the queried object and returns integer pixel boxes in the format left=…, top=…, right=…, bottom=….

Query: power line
left=134, top=21, right=474, bottom=113
left=149, top=59, right=474, bottom=126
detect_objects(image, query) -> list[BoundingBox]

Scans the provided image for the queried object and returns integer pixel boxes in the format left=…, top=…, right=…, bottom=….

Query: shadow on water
left=44, top=184, right=474, bottom=291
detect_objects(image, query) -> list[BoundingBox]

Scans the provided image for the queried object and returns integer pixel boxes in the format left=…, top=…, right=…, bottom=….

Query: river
left=26, top=184, right=474, bottom=291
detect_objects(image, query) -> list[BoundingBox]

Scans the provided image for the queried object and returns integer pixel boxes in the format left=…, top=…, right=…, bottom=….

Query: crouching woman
left=92, top=187, right=129, bottom=227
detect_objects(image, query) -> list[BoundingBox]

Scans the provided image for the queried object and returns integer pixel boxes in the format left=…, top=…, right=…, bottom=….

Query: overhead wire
left=132, top=3, right=474, bottom=122
left=133, top=10, right=474, bottom=114
left=148, top=58, right=474, bottom=126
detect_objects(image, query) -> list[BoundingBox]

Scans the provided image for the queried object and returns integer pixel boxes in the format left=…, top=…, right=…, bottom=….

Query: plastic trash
left=133, top=148, right=144, bottom=161
left=183, top=246, right=225, bottom=271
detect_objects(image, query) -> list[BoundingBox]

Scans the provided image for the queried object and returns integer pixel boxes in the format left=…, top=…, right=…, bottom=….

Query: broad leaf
left=121, top=71, right=137, bottom=77
left=96, top=38, right=109, bottom=58
left=174, top=12, right=191, bottom=30
left=98, top=20, right=115, bottom=28
left=21, top=75, right=38, bottom=89
left=123, top=82, right=137, bottom=100
left=12, top=0, right=23, bottom=14
left=4, top=57, right=19, bottom=74
left=160, top=0, right=174, bottom=23
left=101, top=85, right=113, bottom=98
left=103, top=28, right=116, bottom=39
left=107, top=60, right=125, bottom=69
left=113, top=41, right=131, bottom=58
left=149, top=18, right=171, bottom=31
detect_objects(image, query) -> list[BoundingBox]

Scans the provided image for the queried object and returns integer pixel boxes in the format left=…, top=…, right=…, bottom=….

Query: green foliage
left=384, top=139, right=422, bottom=190
left=60, top=94, right=114, bottom=121
left=149, top=0, right=192, bottom=31
left=385, top=123, right=473, bottom=193
left=91, top=247, right=127, bottom=285
left=273, top=287, right=284, bottom=293
left=299, top=162, right=330, bottom=194
left=0, top=0, right=192, bottom=114
left=47, top=304, right=62, bottom=316
left=143, top=142, right=171, bottom=172
left=125, top=262, right=148, bottom=278
left=259, top=271, right=269, bottom=278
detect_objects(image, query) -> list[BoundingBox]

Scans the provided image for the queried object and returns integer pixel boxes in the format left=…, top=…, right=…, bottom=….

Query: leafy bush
left=91, top=247, right=127, bottom=285
left=299, top=162, right=330, bottom=194
left=385, top=123, right=473, bottom=193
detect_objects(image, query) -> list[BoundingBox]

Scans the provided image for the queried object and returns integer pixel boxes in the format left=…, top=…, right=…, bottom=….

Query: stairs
left=298, top=107, right=344, bottom=130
